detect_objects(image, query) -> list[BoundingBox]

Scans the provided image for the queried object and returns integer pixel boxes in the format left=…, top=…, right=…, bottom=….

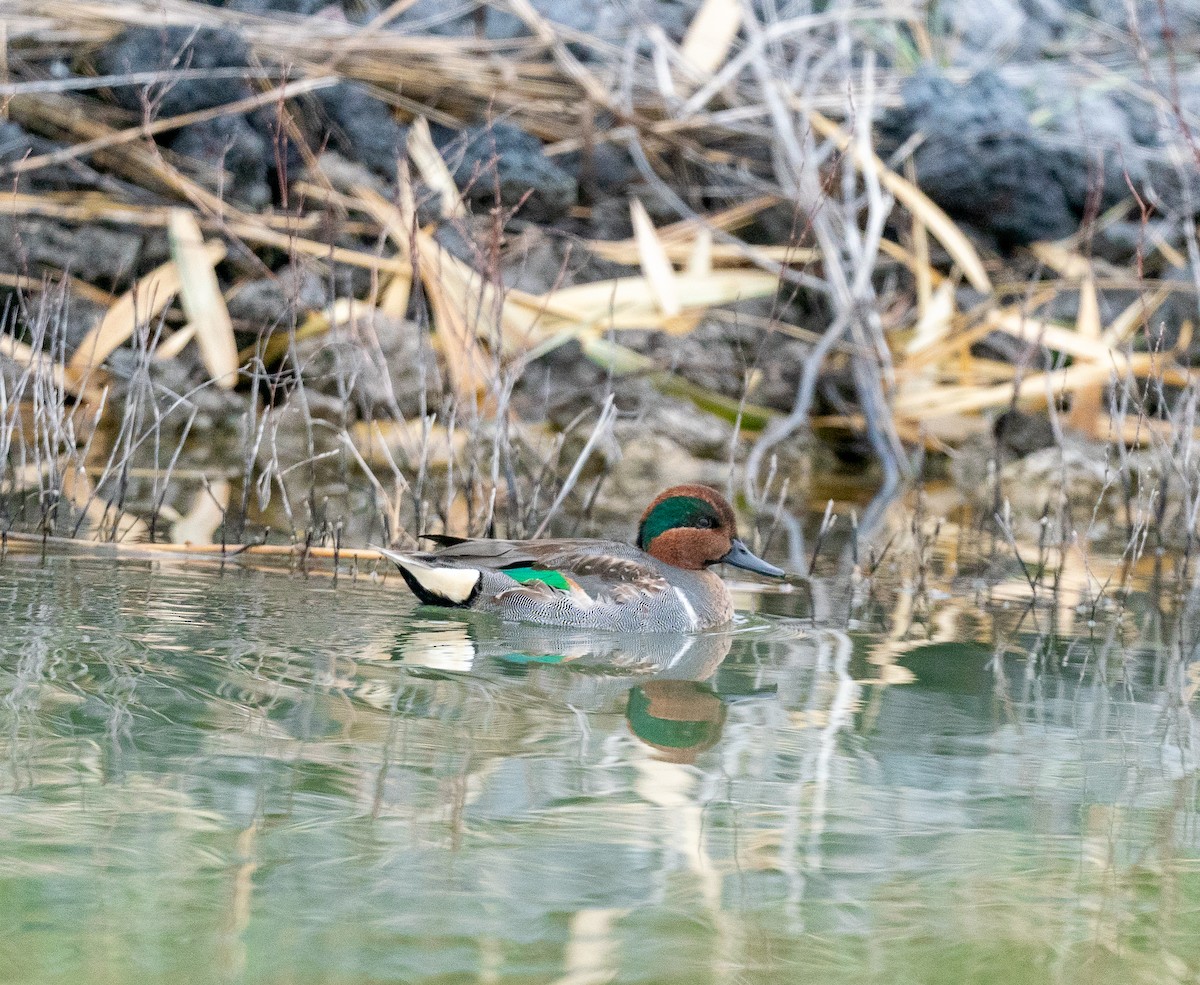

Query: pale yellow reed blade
left=1101, top=285, right=1172, bottom=349
left=168, top=210, right=239, bottom=389
left=631, top=198, right=682, bottom=317
left=680, top=0, right=743, bottom=74
left=687, top=227, right=713, bottom=277
left=407, top=117, right=466, bottom=219
left=171, top=479, right=231, bottom=545
left=68, top=241, right=226, bottom=382
left=1066, top=273, right=1103, bottom=436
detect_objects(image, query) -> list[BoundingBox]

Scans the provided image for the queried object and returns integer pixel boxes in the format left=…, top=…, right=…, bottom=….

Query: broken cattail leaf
left=153, top=324, right=198, bottom=362
left=380, top=271, right=413, bottom=319
left=587, top=237, right=819, bottom=267
left=680, top=0, right=743, bottom=74
left=631, top=198, right=682, bottom=316
left=171, top=479, right=231, bottom=545
left=1029, top=242, right=1094, bottom=279
left=68, top=242, right=226, bottom=383
left=894, top=353, right=1191, bottom=420
left=687, top=227, right=713, bottom=277
left=905, top=280, right=956, bottom=356
left=407, top=117, right=466, bottom=219
left=523, top=269, right=779, bottom=328
left=1101, top=285, right=1172, bottom=350
left=168, top=210, right=240, bottom=390
left=1065, top=272, right=1102, bottom=437
left=987, top=309, right=1112, bottom=363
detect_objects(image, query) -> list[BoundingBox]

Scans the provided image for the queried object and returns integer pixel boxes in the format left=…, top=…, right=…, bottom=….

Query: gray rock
left=94, top=27, right=252, bottom=118
left=1092, top=218, right=1180, bottom=265
left=227, top=268, right=329, bottom=327
left=942, top=0, right=1068, bottom=60
left=220, top=0, right=336, bottom=14
left=586, top=196, right=636, bottom=240
left=0, top=287, right=107, bottom=357
left=880, top=68, right=1078, bottom=247
left=1029, top=72, right=1149, bottom=214
left=390, top=0, right=701, bottom=47
left=314, top=83, right=409, bottom=178
left=117, top=346, right=247, bottom=428
left=0, top=215, right=144, bottom=287
left=558, top=142, right=640, bottom=200
left=170, top=114, right=272, bottom=208
left=293, top=312, right=439, bottom=418
left=498, top=226, right=632, bottom=294
left=1080, top=0, right=1200, bottom=37
left=0, top=122, right=85, bottom=194
left=617, top=306, right=809, bottom=412
left=437, top=122, right=578, bottom=222
left=638, top=396, right=734, bottom=460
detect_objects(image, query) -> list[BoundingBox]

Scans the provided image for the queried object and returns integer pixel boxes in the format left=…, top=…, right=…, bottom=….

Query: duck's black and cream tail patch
left=376, top=548, right=482, bottom=607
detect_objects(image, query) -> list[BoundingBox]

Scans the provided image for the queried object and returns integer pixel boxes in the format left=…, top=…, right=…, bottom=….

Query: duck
left=376, top=484, right=786, bottom=632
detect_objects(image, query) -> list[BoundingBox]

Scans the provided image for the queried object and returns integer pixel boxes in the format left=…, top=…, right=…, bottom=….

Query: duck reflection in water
left=389, top=615, right=745, bottom=761
left=625, top=680, right=727, bottom=764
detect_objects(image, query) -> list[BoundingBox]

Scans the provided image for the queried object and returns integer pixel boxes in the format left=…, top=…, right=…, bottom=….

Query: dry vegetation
left=1, top=0, right=1199, bottom=608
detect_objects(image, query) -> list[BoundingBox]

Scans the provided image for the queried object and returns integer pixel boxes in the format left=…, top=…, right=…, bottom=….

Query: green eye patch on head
left=637, top=496, right=720, bottom=549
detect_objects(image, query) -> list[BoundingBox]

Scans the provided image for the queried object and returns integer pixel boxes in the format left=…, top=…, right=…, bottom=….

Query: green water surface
left=1, top=554, right=1198, bottom=984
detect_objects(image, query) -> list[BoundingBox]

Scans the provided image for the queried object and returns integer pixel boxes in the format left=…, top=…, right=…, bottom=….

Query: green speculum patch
left=503, top=567, right=572, bottom=591
left=637, top=496, right=712, bottom=549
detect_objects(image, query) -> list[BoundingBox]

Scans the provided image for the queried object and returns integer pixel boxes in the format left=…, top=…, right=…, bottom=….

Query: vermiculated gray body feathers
left=378, top=538, right=734, bottom=631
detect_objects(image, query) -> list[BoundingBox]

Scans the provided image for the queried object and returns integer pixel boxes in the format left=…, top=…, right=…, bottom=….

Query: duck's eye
left=694, top=516, right=716, bottom=529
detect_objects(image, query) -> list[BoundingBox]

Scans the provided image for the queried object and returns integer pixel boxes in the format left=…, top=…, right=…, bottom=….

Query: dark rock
left=435, top=121, right=578, bottom=222
left=0, top=122, right=144, bottom=197
left=432, top=217, right=492, bottom=268
left=992, top=409, right=1056, bottom=459
left=248, top=104, right=304, bottom=200
left=1149, top=267, right=1200, bottom=358
left=227, top=267, right=329, bottom=327
left=586, top=196, right=635, bottom=240
left=880, top=69, right=1077, bottom=248
left=94, top=27, right=253, bottom=118
left=169, top=114, right=272, bottom=207
left=313, top=83, right=408, bottom=178
left=558, top=142, right=639, bottom=200
left=1092, top=218, right=1179, bottom=266
left=0, top=215, right=144, bottom=287
left=0, top=285, right=107, bottom=355
left=1033, top=77, right=1150, bottom=216
left=111, top=346, right=246, bottom=427
left=220, top=0, right=336, bottom=14
left=0, top=122, right=81, bottom=193
left=1143, top=156, right=1200, bottom=216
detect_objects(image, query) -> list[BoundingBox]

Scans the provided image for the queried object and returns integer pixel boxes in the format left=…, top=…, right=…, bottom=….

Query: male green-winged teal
left=377, top=484, right=785, bottom=631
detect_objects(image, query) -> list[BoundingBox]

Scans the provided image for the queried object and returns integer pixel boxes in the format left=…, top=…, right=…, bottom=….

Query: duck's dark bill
left=720, top=539, right=786, bottom=578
